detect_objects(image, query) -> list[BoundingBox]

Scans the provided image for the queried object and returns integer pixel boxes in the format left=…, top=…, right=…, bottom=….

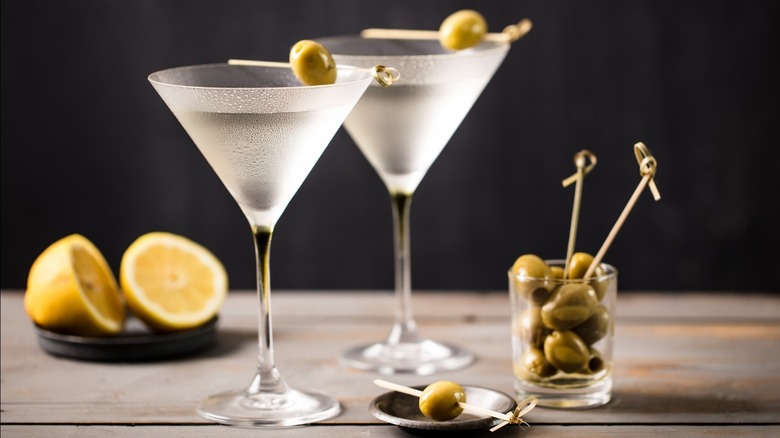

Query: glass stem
left=247, top=225, right=288, bottom=395
left=387, top=191, right=419, bottom=345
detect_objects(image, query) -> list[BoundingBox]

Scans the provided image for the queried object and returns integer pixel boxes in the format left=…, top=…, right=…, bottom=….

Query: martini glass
left=149, top=63, right=374, bottom=426
left=316, top=36, right=510, bottom=374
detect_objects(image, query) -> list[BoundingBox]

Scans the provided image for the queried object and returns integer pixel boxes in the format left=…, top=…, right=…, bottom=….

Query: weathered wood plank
left=2, top=424, right=779, bottom=438
left=2, top=291, right=780, bottom=430
left=5, top=290, right=780, bottom=322
left=223, top=290, right=780, bottom=322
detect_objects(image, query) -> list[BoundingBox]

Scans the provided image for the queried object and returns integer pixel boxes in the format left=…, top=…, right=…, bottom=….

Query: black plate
left=34, top=315, right=218, bottom=362
left=369, top=385, right=517, bottom=436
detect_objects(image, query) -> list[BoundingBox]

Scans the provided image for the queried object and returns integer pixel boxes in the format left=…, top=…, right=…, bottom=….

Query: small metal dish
left=369, top=384, right=517, bottom=436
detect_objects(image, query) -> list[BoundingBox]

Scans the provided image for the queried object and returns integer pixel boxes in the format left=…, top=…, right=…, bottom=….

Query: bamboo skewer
left=226, top=59, right=400, bottom=87
left=584, top=142, right=661, bottom=279
left=227, top=59, right=290, bottom=69
left=361, top=18, right=533, bottom=45
left=561, top=150, right=597, bottom=278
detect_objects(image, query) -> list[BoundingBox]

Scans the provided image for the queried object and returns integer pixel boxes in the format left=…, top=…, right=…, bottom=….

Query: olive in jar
left=568, top=252, right=608, bottom=301
left=572, top=305, right=610, bottom=345
left=511, top=254, right=553, bottom=305
left=544, top=330, right=590, bottom=373
left=517, top=307, right=551, bottom=348
left=518, top=347, right=557, bottom=379
left=585, top=348, right=606, bottom=374
left=541, top=283, right=599, bottom=330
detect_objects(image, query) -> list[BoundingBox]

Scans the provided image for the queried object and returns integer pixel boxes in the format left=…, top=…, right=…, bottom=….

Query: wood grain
left=2, top=290, right=779, bottom=437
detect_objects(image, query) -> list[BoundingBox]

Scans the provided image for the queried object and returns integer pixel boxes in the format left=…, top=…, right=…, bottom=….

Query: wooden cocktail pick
left=361, top=18, right=533, bottom=45
left=584, top=142, right=661, bottom=279
left=226, top=59, right=400, bottom=87
left=373, top=379, right=537, bottom=432
left=561, top=150, right=598, bottom=279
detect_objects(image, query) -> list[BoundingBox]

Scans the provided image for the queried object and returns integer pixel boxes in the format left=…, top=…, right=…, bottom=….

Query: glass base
left=341, top=339, right=474, bottom=375
left=514, top=377, right=612, bottom=409
left=197, top=387, right=341, bottom=427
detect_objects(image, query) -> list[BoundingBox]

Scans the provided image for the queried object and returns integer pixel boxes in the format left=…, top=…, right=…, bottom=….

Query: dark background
left=2, top=1, right=778, bottom=292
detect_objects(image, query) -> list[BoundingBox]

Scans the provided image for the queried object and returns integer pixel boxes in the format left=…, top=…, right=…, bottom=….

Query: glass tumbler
left=509, top=260, right=617, bottom=408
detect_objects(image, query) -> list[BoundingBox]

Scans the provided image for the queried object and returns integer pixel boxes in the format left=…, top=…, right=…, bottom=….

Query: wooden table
left=2, top=290, right=779, bottom=437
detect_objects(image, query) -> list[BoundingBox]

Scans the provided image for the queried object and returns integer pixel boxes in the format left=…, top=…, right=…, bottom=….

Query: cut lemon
left=120, top=232, right=227, bottom=332
left=25, top=234, right=125, bottom=336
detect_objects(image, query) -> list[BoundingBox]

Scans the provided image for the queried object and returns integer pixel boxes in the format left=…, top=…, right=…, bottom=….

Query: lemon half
left=120, top=232, right=227, bottom=332
left=25, top=234, right=125, bottom=336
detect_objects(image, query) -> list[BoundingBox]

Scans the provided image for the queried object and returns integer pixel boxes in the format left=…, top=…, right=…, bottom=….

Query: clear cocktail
left=316, top=36, right=510, bottom=374
left=149, top=63, right=374, bottom=426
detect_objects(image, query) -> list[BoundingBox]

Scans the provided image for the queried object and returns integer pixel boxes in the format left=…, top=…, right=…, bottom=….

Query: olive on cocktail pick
left=229, top=42, right=399, bottom=88
left=373, top=379, right=538, bottom=431
left=439, top=9, right=488, bottom=50
left=289, top=40, right=337, bottom=86
left=361, top=10, right=532, bottom=51
left=418, top=381, right=466, bottom=421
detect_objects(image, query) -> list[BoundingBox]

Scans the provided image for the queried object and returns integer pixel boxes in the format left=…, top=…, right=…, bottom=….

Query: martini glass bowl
left=149, top=63, right=374, bottom=426
left=316, top=36, right=510, bottom=374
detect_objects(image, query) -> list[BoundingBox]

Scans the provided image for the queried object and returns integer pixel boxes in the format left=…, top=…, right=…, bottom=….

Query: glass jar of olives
left=508, top=256, right=617, bottom=408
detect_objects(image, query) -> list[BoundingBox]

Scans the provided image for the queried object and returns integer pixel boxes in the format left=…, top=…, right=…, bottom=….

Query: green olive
left=549, top=266, right=565, bottom=280
left=511, top=254, right=552, bottom=305
left=544, top=330, right=590, bottom=373
left=572, top=305, right=610, bottom=345
left=439, top=9, right=488, bottom=51
left=517, top=307, right=551, bottom=348
left=567, top=252, right=595, bottom=279
left=585, top=348, right=606, bottom=374
left=512, top=254, right=549, bottom=278
left=419, top=381, right=466, bottom=421
left=518, top=347, right=557, bottom=379
left=567, top=252, right=608, bottom=301
left=590, top=267, right=609, bottom=301
left=541, top=283, right=599, bottom=330
left=289, top=40, right=337, bottom=86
